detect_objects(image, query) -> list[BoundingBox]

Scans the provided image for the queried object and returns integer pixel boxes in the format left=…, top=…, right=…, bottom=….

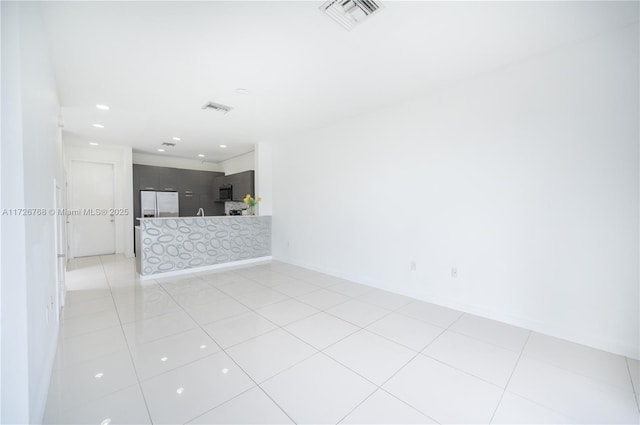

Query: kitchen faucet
left=197, top=207, right=204, bottom=216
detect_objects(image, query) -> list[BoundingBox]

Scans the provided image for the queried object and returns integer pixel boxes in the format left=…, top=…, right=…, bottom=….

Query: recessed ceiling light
left=219, top=144, right=227, bottom=148
left=176, top=387, right=185, bottom=395
left=160, top=356, right=168, bottom=362
left=235, top=88, right=248, bottom=94
left=92, top=124, right=104, bottom=128
left=199, top=345, right=207, bottom=349
left=172, top=137, right=181, bottom=141
left=96, top=104, right=110, bottom=110
left=221, top=368, right=229, bottom=374
left=89, top=142, right=99, bottom=146
left=157, top=148, right=165, bottom=152
left=198, top=154, right=205, bottom=158
left=100, top=419, right=111, bottom=425
left=94, top=372, right=104, bottom=379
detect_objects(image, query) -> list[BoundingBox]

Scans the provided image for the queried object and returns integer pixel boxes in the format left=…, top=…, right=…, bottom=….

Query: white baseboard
left=272, top=255, right=639, bottom=360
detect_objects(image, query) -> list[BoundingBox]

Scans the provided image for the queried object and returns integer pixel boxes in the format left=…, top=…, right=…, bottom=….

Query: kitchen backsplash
left=224, top=201, right=246, bottom=215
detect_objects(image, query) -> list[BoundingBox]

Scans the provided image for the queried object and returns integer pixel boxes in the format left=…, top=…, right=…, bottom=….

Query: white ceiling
left=41, top=1, right=638, bottom=163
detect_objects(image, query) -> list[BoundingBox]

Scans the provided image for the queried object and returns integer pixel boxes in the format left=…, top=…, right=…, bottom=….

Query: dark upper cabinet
left=175, top=169, right=200, bottom=193
left=227, top=173, right=241, bottom=198
left=197, top=170, right=217, bottom=193
left=213, top=175, right=230, bottom=201
left=212, top=171, right=254, bottom=202
left=156, top=167, right=179, bottom=191
left=132, top=165, right=254, bottom=217
left=174, top=169, right=191, bottom=192
left=231, top=170, right=255, bottom=201
left=137, top=165, right=159, bottom=190
left=133, top=164, right=224, bottom=216
left=181, top=170, right=220, bottom=194
left=137, top=165, right=178, bottom=191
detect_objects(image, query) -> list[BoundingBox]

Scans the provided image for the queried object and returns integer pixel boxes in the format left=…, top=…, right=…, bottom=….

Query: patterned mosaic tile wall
left=139, top=216, right=271, bottom=275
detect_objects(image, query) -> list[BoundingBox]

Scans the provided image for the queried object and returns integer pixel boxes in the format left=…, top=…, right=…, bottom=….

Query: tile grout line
left=202, top=272, right=373, bottom=353
left=492, top=343, right=635, bottom=424
left=487, top=330, right=532, bottom=424
left=161, top=276, right=299, bottom=425
left=334, top=313, right=466, bottom=424
left=213, top=277, right=467, bottom=424
left=56, top=258, right=139, bottom=416
left=98, top=255, right=156, bottom=425
left=625, top=357, right=640, bottom=413
left=63, top=257, right=638, bottom=425
left=56, top=258, right=318, bottom=423
left=515, top=342, right=639, bottom=396
left=443, top=326, right=529, bottom=354
left=186, top=270, right=413, bottom=423
left=242, top=271, right=358, bottom=309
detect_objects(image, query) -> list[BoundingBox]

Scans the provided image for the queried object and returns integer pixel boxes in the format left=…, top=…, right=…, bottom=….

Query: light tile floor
left=44, top=255, right=640, bottom=424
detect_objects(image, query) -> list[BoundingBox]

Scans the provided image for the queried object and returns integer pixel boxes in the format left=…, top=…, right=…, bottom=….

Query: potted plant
left=243, top=194, right=261, bottom=215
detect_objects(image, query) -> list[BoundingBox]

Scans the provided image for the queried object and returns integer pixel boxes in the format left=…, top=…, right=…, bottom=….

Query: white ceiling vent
left=320, top=0, right=384, bottom=31
left=201, top=101, right=233, bottom=114
left=161, top=142, right=176, bottom=147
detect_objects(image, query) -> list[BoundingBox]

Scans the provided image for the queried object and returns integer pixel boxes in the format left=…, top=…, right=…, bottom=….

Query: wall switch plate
left=451, top=267, right=458, bottom=278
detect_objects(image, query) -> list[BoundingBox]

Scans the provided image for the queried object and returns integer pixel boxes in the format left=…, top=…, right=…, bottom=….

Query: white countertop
left=136, top=215, right=268, bottom=220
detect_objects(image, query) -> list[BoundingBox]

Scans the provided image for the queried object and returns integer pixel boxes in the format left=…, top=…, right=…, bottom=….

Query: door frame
left=53, top=179, right=66, bottom=320
left=67, top=159, right=117, bottom=259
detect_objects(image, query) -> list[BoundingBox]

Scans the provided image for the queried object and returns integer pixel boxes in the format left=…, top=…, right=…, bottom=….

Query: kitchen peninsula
left=135, top=215, right=271, bottom=277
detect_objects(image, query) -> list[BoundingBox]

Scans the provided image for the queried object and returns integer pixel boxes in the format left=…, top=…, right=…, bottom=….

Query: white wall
left=255, top=143, right=272, bottom=216
left=132, top=152, right=223, bottom=172
left=221, top=151, right=255, bottom=175
left=1, top=2, right=64, bottom=422
left=64, top=137, right=134, bottom=258
left=272, top=24, right=639, bottom=359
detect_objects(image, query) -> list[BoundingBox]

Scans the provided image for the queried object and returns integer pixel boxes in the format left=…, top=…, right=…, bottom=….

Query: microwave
left=219, top=184, right=233, bottom=201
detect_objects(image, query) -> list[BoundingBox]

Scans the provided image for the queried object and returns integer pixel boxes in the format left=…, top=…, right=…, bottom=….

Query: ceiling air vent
left=201, top=101, right=233, bottom=114
left=161, top=142, right=176, bottom=147
left=320, top=0, right=384, bottom=31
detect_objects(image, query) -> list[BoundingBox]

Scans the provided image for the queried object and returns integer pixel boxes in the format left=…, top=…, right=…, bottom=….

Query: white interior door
left=70, top=161, right=116, bottom=257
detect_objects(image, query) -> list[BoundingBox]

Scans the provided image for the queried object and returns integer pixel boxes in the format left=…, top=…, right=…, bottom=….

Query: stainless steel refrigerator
left=141, top=191, right=179, bottom=217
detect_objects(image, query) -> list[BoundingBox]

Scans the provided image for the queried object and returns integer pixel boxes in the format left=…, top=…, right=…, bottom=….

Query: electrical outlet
left=410, top=260, right=417, bottom=271
left=451, top=267, right=458, bottom=278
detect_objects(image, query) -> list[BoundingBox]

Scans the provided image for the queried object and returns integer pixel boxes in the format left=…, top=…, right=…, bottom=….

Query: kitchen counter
left=137, top=215, right=253, bottom=219
left=136, top=215, right=271, bottom=277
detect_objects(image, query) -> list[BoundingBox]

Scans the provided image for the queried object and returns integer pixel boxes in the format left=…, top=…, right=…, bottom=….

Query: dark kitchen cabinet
left=199, top=193, right=223, bottom=216
left=133, top=164, right=224, bottom=216
left=133, top=164, right=224, bottom=254
left=179, top=191, right=199, bottom=217
left=231, top=170, right=255, bottom=201
left=213, top=175, right=230, bottom=202
left=212, top=171, right=254, bottom=202
left=175, top=169, right=200, bottom=193
left=156, top=167, right=179, bottom=191
left=137, top=165, right=159, bottom=190
left=179, top=193, right=222, bottom=217
left=179, top=169, right=211, bottom=193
